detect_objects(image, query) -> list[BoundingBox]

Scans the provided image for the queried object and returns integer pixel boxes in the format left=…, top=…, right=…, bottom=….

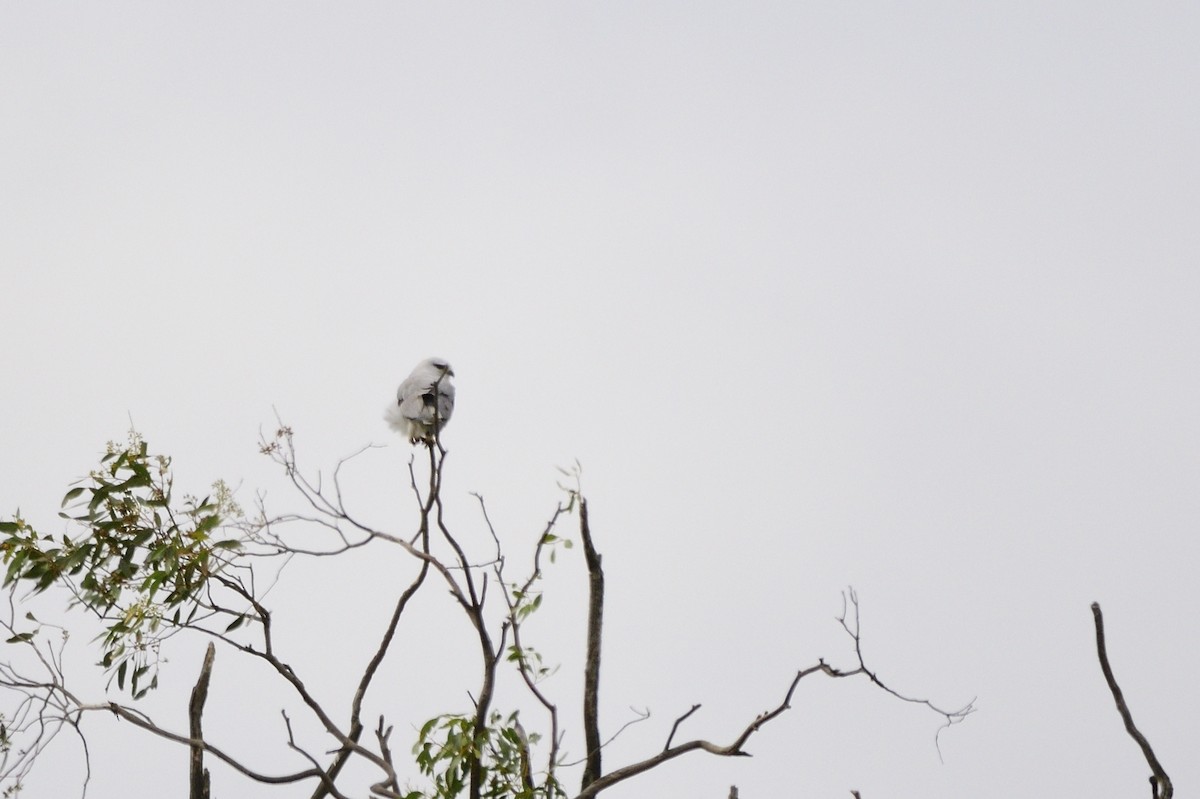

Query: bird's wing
left=397, top=391, right=433, bottom=424
left=395, top=366, right=435, bottom=415
left=437, top=380, right=455, bottom=423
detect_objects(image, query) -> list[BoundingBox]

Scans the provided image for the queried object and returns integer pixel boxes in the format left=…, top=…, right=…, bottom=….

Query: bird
left=385, top=357, right=456, bottom=445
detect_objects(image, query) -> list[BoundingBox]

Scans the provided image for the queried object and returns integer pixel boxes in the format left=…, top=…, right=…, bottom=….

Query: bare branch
left=572, top=589, right=970, bottom=799
left=572, top=664, right=837, bottom=799
left=664, top=704, right=701, bottom=751
left=579, top=495, right=604, bottom=791
left=188, top=643, right=216, bottom=799
left=373, top=715, right=399, bottom=797
left=87, top=700, right=328, bottom=786
left=560, top=707, right=650, bottom=769
left=1091, top=602, right=1172, bottom=799
left=837, top=588, right=975, bottom=757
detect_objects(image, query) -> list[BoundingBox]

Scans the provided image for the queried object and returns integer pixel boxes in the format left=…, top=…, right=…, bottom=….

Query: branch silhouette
left=1091, top=602, right=1172, bottom=799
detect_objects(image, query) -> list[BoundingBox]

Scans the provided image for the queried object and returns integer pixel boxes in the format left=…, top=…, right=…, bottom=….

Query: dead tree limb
left=579, top=496, right=604, bottom=791
left=572, top=663, right=828, bottom=799
left=570, top=588, right=972, bottom=799
left=1091, top=602, right=1172, bottom=799
left=664, top=704, right=701, bottom=751
left=189, top=643, right=216, bottom=799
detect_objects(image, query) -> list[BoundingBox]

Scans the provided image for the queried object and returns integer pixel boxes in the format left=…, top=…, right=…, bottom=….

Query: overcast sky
left=2, top=3, right=1198, bottom=797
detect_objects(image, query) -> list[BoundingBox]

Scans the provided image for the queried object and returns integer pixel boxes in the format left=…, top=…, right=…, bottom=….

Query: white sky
left=2, top=2, right=1198, bottom=797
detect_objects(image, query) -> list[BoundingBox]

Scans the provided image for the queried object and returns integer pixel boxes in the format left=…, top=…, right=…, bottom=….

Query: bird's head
left=425, top=357, right=454, bottom=377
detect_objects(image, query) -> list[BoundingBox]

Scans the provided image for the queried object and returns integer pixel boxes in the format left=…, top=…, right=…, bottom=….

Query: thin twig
left=838, top=588, right=975, bottom=759
left=664, top=704, right=701, bottom=751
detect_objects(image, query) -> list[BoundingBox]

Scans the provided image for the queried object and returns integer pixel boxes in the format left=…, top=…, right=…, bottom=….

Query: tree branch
left=664, top=704, right=700, bottom=751
left=572, top=664, right=833, bottom=799
left=571, top=588, right=971, bottom=799
left=1091, top=602, right=1172, bottom=799
left=374, top=715, right=400, bottom=797
left=579, top=496, right=604, bottom=791
left=88, top=700, right=327, bottom=786
left=838, top=588, right=974, bottom=757
left=188, top=643, right=216, bottom=799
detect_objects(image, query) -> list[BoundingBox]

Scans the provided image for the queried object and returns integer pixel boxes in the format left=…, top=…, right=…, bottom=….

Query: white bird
left=385, top=357, right=456, bottom=445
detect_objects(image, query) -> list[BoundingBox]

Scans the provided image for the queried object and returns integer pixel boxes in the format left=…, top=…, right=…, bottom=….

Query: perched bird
left=385, top=357, right=456, bottom=445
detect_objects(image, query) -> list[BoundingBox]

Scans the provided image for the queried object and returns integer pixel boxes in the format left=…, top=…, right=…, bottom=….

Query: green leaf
left=5, top=552, right=28, bottom=585
left=419, top=717, right=439, bottom=740
left=0, top=521, right=20, bottom=534
left=65, top=544, right=90, bottom=570
left=194, top=513, right=221, bottom=536
left=131, top=664, right=150, bottom=696
left=60, top=487, right=86, bottom=507
left=35, top=569, right=57, bottom=592
left=5, top=633, right=34, bottom=644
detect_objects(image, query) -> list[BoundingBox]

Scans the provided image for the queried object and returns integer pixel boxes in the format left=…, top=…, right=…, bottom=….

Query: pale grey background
left=2, top=3, right=1198, bottom=797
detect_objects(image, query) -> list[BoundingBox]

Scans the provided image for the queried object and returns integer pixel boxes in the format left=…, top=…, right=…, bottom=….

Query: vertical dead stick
left=189, top=642, right=216, bottom=799
left=580, top=497, right=604, bottom=790
left=1090, top=603, right=1172, bottom=799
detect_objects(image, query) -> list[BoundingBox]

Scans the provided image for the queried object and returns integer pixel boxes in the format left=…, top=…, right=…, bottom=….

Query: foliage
left=413, top=711, right=564, bottom=799
left=0, top=431, right=243, bottom=698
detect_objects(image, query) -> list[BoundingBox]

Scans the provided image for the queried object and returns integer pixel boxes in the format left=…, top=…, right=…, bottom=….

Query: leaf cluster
left=0, top=432, right=243, bottom=698
left=412, top=710, right=564, bottom=799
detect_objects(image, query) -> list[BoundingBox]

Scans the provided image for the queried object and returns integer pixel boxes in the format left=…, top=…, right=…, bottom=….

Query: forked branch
left=571, top=589, right=972, bottom=799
